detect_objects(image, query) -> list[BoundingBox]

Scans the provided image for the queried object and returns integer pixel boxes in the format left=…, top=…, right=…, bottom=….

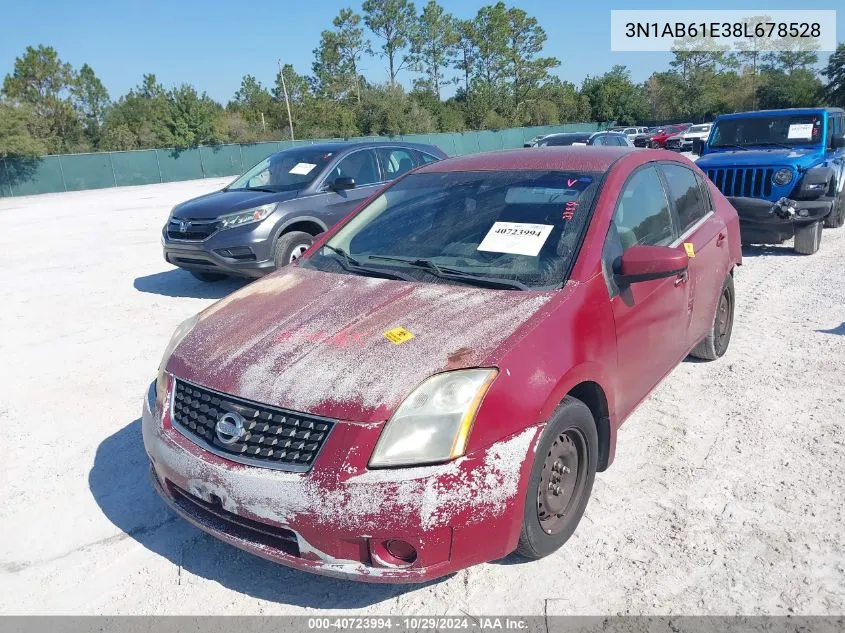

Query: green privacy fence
left=0, top=123, right=604, bottom=198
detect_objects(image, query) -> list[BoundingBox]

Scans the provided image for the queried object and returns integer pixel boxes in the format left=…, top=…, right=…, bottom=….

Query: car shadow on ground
left=741, top=244, right=799, bottom=258
left=89, top=419, right=437, bottom=607
left=133, top=269, right=250, bottom=299
left=817, top=322, right=845, bottom=336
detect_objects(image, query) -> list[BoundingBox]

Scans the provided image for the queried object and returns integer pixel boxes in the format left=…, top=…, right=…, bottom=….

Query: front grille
left=167, top=219, right=219, bottom=241
left=705, top=167, right=774, bottom=198
left=168, top=482, right=301, bottom=556
left=171, top=379, right=334, bottom=471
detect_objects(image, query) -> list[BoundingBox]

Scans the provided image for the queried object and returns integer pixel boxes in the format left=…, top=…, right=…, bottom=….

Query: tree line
left=2, top=2, right=845, bottom=158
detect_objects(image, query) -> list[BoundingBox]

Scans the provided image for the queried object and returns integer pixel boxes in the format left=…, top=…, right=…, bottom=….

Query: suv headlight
left=218, top=204, right=276, bottom=229
left=773, top=169, right=793, bottom=187
left=369, top=369, right=498, bottom=468
left=156, top=314, right=199, bottom=400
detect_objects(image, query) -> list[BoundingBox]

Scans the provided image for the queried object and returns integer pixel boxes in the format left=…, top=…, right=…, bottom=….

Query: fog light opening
left=385, top=539, right=417, bottom=564
left=370, top=538, right=419, bottom=569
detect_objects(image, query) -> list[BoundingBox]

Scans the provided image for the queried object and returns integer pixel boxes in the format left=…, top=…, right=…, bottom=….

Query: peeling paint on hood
left=168, top=266, right=553, bottom=421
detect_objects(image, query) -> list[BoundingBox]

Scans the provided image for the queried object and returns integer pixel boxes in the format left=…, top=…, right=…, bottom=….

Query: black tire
left=189, top=271, right=228, bottom=282
left=793, top=221, right=823, bottom=255
left=822, top=190, right=844, bottom=229
left=273, top=231, right=314, bottom=268
left=689, top=274, right=735, bottom=361
left=515, top=397, right=598, bottom=560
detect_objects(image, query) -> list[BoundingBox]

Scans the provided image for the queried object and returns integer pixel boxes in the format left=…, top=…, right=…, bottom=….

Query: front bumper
left=162, top=221, right=278, bottom=278
left=141, top=381, right=538, bottom=582
left=729, top=197, right=833, bottom=245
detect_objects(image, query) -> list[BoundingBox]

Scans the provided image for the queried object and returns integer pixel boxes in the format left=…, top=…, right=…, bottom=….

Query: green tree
left=453, top=19, right=477, bottom=93
left=581, top=65, right=648, bottom=124
left=313, top=9, right=367, bottom=101
left=229, top=74, right=276, bottom=134
left=471, top=3, right=509, bottom=88
left=168, top=84, right=224, bottom=149
left=71, top=63, right=110, bottom=148
left=761, top=37, right=819, bottom=73
left=822, top=43, right=845, bottom=107
left=0, top=101, right=47, bottom=156
left=410, top=1, right=458, bottom=98
left=100, top=74, right=174, bottom=150
left=503, top=6, right=559, bottom=113
left=363, top=0, right=417, bottom=85
left=757, top=69, right=823, bottom=109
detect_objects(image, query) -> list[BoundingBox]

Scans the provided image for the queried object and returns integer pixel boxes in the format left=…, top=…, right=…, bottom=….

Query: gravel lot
left=1, top=176, right=843, bottom=616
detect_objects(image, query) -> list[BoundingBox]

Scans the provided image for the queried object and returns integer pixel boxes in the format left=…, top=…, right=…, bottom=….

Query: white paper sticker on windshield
left=289, top=162, right=317, bottom=175
left=477, top=222, right=554, bottom=257
left=787, top=124, right=813, bottom=140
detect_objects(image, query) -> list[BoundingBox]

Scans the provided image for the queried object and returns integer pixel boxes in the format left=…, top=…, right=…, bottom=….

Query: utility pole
left=278, top=59, right=295, bottom=142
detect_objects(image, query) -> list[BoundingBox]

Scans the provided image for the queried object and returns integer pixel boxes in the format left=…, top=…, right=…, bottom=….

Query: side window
left=612, top=166, right=675, bottom=249
left=377, top=148, right=416, bottom=180
left=417, top=151, right=440, bottom=164
left=592, top=135, right=607, bottom=146
left=661, top=163, right=708, bottom=233
left=328, top=150, right=380, bottom=187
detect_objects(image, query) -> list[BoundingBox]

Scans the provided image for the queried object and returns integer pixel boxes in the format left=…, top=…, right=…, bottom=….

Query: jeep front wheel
left=794, top=221, right=823, bottom=255
left=822, top=190, right=845, bottom=229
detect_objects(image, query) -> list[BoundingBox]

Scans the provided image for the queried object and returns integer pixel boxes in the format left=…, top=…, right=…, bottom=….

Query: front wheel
left=822, top=191, right=844, bottom=229
left=273, top=231, right=314, bottom=269
left=689, top=274, right=735, bottom=361
left=793, top=221, right=822, bottom=255
left=515, top=397, right=597, bottom=560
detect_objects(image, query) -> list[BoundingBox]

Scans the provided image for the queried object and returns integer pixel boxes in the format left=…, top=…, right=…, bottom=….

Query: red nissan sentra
left=143, top=147, right=741, bottom=582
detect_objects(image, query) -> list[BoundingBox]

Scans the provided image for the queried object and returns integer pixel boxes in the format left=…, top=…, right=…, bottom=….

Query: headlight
left=156, top=314, right=199, bottom=400
left=773, top=169, right=793, bottom=187
left=218, top=204, right=276, bottom=229
left=369, top=369, right=498, bottom=468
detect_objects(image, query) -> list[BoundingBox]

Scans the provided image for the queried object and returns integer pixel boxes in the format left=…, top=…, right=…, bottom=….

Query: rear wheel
left=515, top=397, right=597, bottom=560
left=189, top=271, right=228, bottom=282
left=793, top=221, right=823, bottom=255
left=273, top=231, right=314, bottom=269
left=690, top=274, right=735, bottom=361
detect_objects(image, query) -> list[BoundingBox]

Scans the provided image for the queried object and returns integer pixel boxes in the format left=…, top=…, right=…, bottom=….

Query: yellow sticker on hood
left=384, top=327, right=415, bottom=344
left=684, top=242, right=696, bottom=258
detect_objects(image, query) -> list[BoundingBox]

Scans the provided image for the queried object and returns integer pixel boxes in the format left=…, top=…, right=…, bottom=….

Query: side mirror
left=691, top=138, right=704, bottom=155
left=831, top=135, right=845, bottom=150
left=329, top=176, right=356, bottom=191
left=614, top=245, right=689, bottom=285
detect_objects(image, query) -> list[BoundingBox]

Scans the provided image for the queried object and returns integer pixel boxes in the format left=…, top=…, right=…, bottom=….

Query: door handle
left=674, top=271, right=689, bottom=287
left=716, top=232, right=726, bottom=247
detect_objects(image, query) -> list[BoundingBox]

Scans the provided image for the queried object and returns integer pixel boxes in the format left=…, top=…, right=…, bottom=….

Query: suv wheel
left=515, top=397, right=597, bottom=560
left=273, top=231, right=314, bottom=268
left=794, top=221, right=823, bottom=255
left=822, top=190, right=845, bottom=229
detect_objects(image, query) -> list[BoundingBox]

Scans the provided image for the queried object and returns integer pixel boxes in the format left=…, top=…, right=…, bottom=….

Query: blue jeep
left=695, top=107, right=845, bottom=254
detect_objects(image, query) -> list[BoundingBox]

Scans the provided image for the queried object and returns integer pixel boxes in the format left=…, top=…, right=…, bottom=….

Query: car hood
left=171, top=188, right=301, bottom=220
left=697, top=147, right=822, bottom=169
left=167, top=266, right=555, bottom=422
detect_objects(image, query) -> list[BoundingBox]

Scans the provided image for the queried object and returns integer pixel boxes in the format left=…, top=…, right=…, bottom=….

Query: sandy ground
left=0, top=174, right=844, bottom=616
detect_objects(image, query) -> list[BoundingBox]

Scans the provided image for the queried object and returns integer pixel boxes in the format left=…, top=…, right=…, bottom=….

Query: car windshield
left=227, top=148, right=337, bottom=192
left=302, top=170, right=601, bottom=290
left=538, top=135, right=591, bottom=147
left=710, top=114, right=823, bottom=148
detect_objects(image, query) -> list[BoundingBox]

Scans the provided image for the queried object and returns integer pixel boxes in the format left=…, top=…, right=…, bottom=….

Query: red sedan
left=143, top=147, right=742, bottom=582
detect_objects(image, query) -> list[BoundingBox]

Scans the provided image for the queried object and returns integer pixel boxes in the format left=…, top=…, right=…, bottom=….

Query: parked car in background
left=666, top=123, right=713, bottom=152
left=531, top=131, right=631, bottom=147
left=144, top=146, right=741, bottom=583
left=162, top=141, right=447, bottom=281
left=695, top=107, right=845, bottom=254
left=634, top=124, right=692, bottom=149
left=608, top=126, right=649, bottom=142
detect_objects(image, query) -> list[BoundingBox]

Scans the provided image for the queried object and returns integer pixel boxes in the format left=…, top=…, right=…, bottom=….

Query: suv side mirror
left=329, top=176, right=356, bottom=191
left=691, top=138, right=704, bottom=155
left=831, top=135, right=845, bottom=150
left=614, top=245, right=689, bottom=285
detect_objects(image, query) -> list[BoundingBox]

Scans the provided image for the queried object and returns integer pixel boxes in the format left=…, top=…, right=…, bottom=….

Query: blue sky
left=0, top=1, right=842, bottom=103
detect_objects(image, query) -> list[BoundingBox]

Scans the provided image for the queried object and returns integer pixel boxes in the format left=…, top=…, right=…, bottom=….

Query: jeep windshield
left=302, top=170, right=600, bottom=290
left=226, top=148, right=336, bottom=193
left=710, top=114, right=823, bottom=148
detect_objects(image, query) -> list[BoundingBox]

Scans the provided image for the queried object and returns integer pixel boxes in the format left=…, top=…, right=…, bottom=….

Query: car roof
left=417, top=146, right=641, bottom=174
left=271, top=140, right=443, bottom=155
left=541, top=132, right=591, bottom=139
left=715, top=107, right=844, bottom=121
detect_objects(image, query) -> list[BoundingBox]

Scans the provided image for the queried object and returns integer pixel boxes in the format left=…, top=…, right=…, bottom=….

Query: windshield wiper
left=753, top=142, right=794, bottom=150
left=321, top=245, right=414, bottom=282
left=713, top=144, right=748, bottom=151
left=367, top=255, right=530, bottom=291
left=242, top=186, right=278, bottom=193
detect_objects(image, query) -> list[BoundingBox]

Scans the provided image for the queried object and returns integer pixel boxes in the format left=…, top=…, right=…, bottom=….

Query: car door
left=658, top=162, right=728, bottom=349
left=320, top=149, right=383, bottom=226
left=601, top=164, right=690, bottom=417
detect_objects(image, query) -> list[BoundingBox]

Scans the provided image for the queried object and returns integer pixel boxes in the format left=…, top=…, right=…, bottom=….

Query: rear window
left=306, top=170, right=602, bottom=289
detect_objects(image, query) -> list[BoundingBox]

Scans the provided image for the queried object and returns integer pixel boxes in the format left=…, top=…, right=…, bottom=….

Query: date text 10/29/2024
left=307, top=617, right=529, bottom=630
